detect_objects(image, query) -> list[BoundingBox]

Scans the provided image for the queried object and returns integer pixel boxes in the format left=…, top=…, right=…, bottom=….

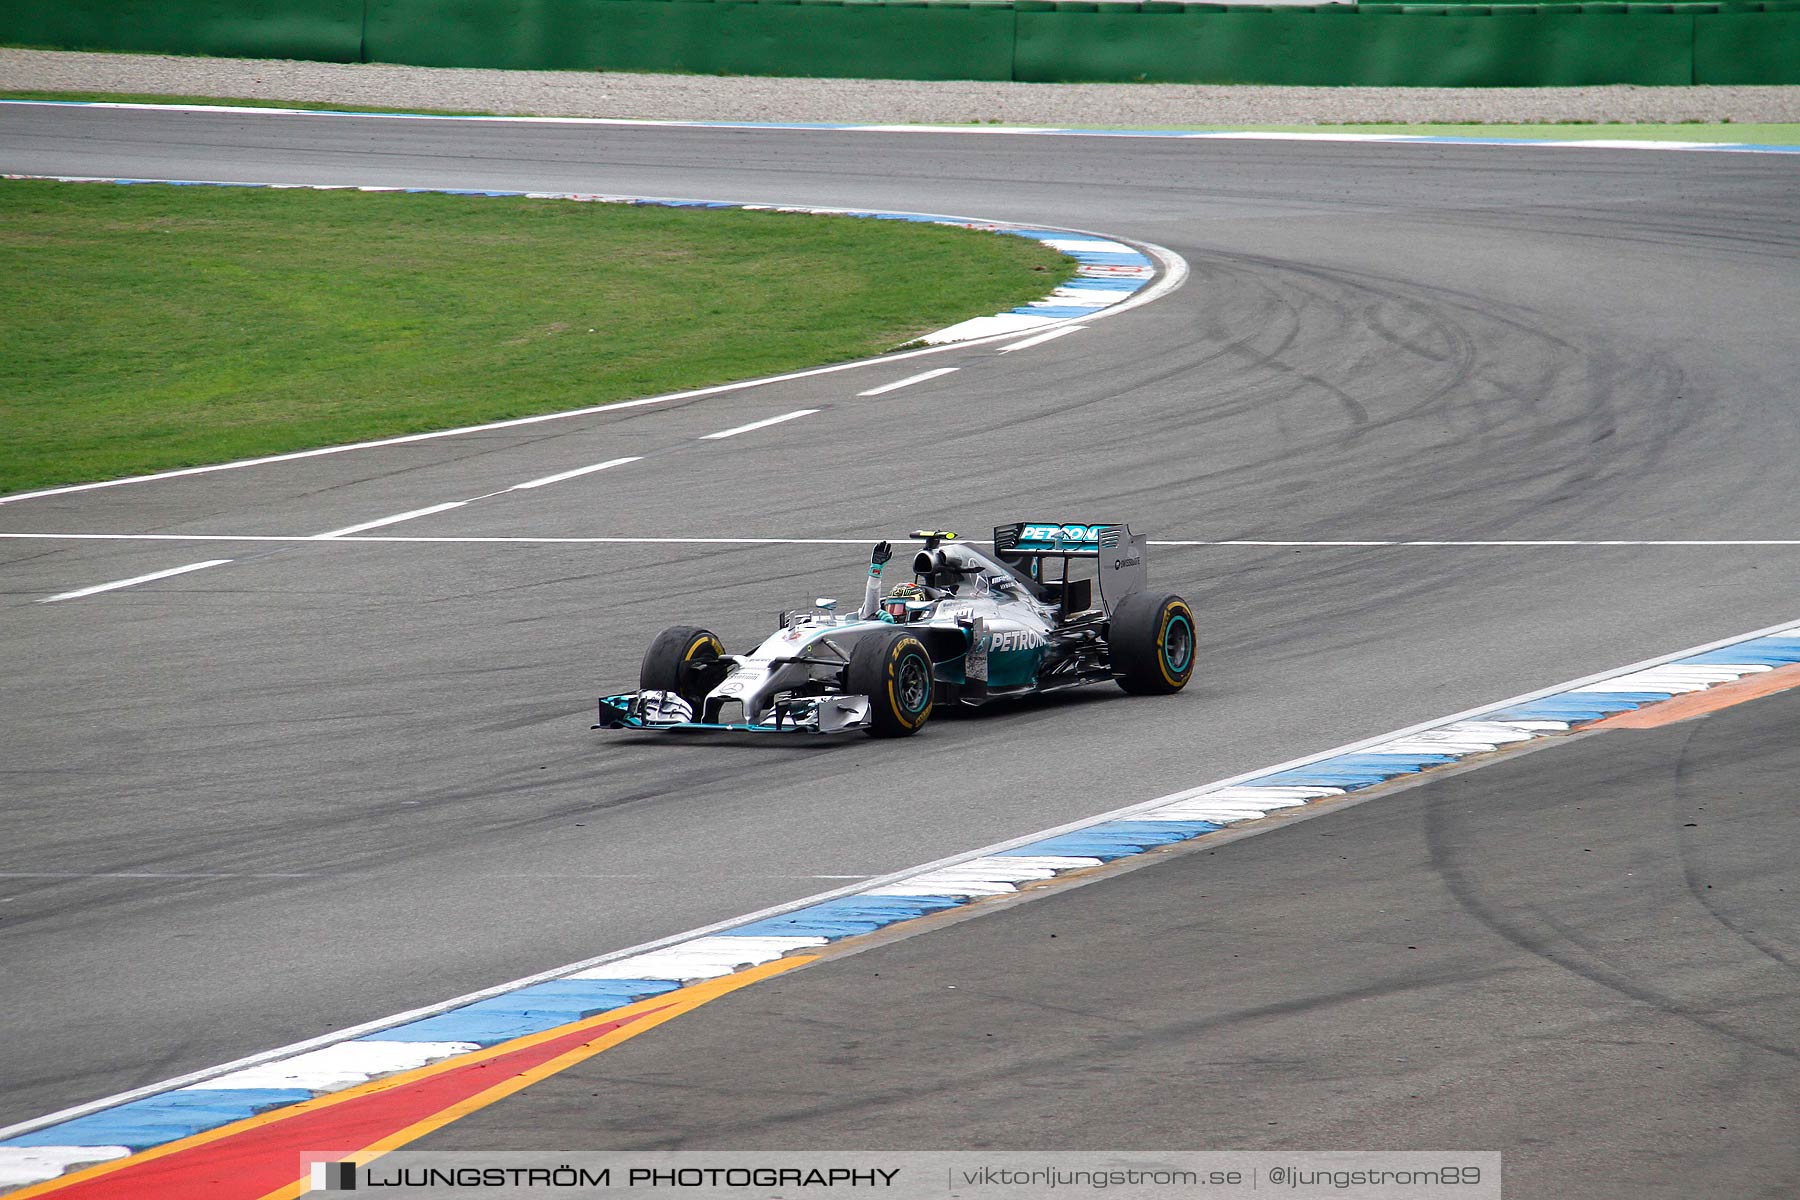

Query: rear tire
left=639, top=625, right=727, bottom=713
left=1109, top=593, right=1195, bottom=695
left=847, top=629, right=934, bottom=737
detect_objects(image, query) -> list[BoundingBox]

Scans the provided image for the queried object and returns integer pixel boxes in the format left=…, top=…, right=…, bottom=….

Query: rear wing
left=993, top=522, right=1147, bottom=616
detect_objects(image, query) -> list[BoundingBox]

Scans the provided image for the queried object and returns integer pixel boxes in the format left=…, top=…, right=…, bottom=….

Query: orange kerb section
left=1588, top=662, right=1800, bottom=730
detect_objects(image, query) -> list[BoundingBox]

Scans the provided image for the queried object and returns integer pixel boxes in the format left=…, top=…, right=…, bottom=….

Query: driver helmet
left=883, top=581, right=929, bottom=622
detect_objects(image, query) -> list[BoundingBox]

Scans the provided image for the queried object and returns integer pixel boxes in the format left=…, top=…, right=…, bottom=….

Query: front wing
left=594, top=691, right=873, bottom=735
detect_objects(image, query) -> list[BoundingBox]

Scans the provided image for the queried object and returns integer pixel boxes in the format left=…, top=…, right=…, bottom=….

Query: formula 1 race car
left=594, top=523, right=1194, bottom=738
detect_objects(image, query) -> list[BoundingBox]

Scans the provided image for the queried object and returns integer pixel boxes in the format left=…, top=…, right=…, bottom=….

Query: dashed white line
left=311, top=501, right=470, bottom=539
left=856, top=367, right=959, bottom=396
left=37, top=559, right=233, bottom=603
left=0, top=364, right=898, bottom=508
left=998, top=326, right=1085, bottom=353
left=505, top=456, right=643, bottom=491
left=308, top=457, right=640, bottom=540
left=700, top=409, right=820, bottom=440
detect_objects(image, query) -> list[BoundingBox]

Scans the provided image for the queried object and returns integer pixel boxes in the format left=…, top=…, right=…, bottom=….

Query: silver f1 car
left=594, top=522, right=1194, bottom=738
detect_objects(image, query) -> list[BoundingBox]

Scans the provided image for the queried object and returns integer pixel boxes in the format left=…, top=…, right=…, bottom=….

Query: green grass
left=0, top=179, right=1074, bottom=494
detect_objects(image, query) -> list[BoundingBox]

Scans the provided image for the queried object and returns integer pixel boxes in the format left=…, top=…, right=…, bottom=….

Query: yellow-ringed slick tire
left=1109, top=593, right=1196, bottom=696
left=848, top=629, right=934, bottom=737
left=639, top=625, right=728, bottom=715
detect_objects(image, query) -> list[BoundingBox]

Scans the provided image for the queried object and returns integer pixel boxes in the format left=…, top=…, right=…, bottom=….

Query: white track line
left=308, top=457, right=641, bottom=541
left=700, top=409, right=820, bottom=440
left=505, top=456, right=642, bottom=491
left=310, top=501, right=470, bottom=540
left=36, top=559, right=232, bottom=603
left=856, top=367, right=959, bottom=396
left=999, top=326, right=1085, bottom=353
left=0, top=365, right=892, bottom=509
left=7, top=103, right=1792, bottom=157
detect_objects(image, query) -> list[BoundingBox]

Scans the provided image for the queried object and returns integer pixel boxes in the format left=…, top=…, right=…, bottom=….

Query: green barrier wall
left=365, top=0, right=1016, bottom=78
left=3, top=0, right=1797, bottom=85
left=1693, top=10, right=1800, bottom=82
left=0, top=0, right=364, bottom=62
left=1013, top=8, right=1694, bottom=84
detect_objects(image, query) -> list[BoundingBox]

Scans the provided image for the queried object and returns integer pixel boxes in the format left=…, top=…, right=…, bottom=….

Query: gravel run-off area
left=4, top=48, right=1800, bottom=125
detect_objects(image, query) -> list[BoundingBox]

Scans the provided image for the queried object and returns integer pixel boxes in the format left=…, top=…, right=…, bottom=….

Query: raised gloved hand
left=869, top=541, right=893, bottom=576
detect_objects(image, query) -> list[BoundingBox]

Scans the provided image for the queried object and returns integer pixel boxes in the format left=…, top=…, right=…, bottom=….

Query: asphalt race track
left=421, top=682, right=1800, bottom=1200
left=3, top=105, right=1798, bottom=1195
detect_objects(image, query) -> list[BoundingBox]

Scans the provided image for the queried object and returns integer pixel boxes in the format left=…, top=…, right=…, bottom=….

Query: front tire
left=1109, top=593, right=1195, bottom=695
left=847, top=629, right=934, bottom=737
left=639, top=625, right=728, bottom=714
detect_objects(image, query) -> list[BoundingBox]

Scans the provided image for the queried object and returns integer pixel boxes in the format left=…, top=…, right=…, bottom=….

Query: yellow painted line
left=1588, top=661, right=1800, bottom=730
left=251, top=960, right=814, bottom=1200
left=12, top=957, right=812, bottom=1200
